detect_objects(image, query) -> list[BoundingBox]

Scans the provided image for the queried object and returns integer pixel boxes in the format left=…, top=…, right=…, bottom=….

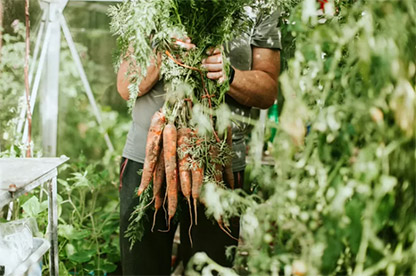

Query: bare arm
left=202, top=47, right=280, bottom=109
left=117, top=38, right=195, bottom=101
left=116, top=53, right=161, bottom=101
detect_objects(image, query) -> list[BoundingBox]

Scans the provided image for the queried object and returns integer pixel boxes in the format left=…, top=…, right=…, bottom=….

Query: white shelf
left=8, top=238, right=51, bottom=276
left=0, top=157, right=69, bottom=276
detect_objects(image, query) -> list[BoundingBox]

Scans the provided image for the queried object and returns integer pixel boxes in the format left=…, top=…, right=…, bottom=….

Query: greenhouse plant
left=0, top=0, right=415, bottom=275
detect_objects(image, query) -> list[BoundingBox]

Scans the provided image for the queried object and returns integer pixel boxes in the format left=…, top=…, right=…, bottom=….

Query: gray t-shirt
left=123, top=9, right=282, bottom=172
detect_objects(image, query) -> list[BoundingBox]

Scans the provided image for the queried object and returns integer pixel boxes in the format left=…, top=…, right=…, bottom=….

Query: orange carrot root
left=187, top=198, right=193, bottom=248
left=224, top=126, right=235, bottom=189
left=151, top=149, right=165, bottom=232
left=138, top=111, right=165, bottom=196
left=163, top=123, right=178, bottom=230
left=193, top=198, right=198, bottom=226
left=151, top=208, right=158, bottom=232
left=218, top=219, right=239, bottom=242
left=142, top=197, right=155, bottom=210
left=191, top=162, right=203, bottom=225
left=177, top=127, right=194, bottom=243
left=177, top=128, right=192, bottom=198
left=209, top=143, right=223, bottom=183
left=152, top=193, right=163, bottom=232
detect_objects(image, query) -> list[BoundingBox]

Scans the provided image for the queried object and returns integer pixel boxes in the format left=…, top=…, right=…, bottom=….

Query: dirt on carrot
left=162, top=123, right=178, bottom=231
left=137, top=111, right=165, bottom=196
left=223, top=126, right=234, bottom=189
left=151, top=149, right=165, bottom=232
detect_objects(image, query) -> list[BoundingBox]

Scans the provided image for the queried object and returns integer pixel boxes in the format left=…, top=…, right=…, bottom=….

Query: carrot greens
left=109, top=0, right=282, bottom=245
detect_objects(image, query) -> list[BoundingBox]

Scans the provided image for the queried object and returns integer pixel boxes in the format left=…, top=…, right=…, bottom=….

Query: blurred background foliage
left=0, top=0, right=128, bottom=274
left=1, top=0, right=415, bottom=275
left=199, top=0, right=416, bottom=275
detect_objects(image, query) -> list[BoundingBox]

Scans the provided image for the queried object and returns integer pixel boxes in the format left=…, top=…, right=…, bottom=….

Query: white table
left=0, top=157, right=69, bottom=276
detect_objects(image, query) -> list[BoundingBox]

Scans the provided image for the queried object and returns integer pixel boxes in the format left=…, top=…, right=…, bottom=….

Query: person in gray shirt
left=117, top=9, right=281, bottom=275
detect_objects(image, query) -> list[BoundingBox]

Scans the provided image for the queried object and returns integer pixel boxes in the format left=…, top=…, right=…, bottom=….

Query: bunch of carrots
left=136, top=101, right=236, bottom=244
left=111, top=0, right=267, bottom=247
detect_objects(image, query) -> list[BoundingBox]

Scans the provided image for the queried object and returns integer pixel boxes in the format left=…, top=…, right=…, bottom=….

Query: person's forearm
left=117, top=56, right=160, bottom=101
left=202, top=47, right=280, bottom=109
left=228, top=68, right=277, bottom=109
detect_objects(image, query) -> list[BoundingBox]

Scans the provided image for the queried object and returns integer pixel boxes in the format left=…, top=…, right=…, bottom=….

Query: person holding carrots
left=117, top=9, right=281, bottom=276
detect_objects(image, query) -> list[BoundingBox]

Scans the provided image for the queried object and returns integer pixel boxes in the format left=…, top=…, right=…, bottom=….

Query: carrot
left=152, top=193, right=164, bottom=232
left=177, top=127, right=193, bottom=246
left=217, top=218, right=239, bottom=242
left=210, top=144, right=223, bottom=183
left=137, top=111, right=165, bottom=196
left=190, top=130, right=205, bottom=225
left=223, top=126, right=234, bottom=189
left=162, top=123, right=178, bottom=231
left=151, top=149, right=165, bottom=232
left=177, top=128, right=192, bottom=198
left=191, top=160, right=204, bottom=226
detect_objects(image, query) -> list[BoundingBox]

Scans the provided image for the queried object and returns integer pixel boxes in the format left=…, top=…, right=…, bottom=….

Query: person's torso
left=123, top=8, right=281, bottom=172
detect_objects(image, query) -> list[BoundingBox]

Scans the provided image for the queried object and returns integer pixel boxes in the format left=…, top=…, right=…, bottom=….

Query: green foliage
left=1, top=5, right=126, bottom=274
left=16, top=157, right=120, bottom=275
left=0, top=20, right=25, bottom=152
left=124, top=182, right=152, bottom=249
left=201, top=0, right=416, bottom=275
left=109, top=0, right=254, bottom=109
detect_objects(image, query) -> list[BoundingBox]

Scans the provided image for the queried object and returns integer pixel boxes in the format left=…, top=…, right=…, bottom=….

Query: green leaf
left=71, top=229, right=91, bottom=240
left=68, top=252, right=91, bottom=263
left=101, top=262, right=118, bottom=273
left=22, top=196, right=47, bottom=217
left=59, top=261, right=71, bottom=276
left=346, top=198, right=364, bottom=254
left=68, top=249, right=96, bottom=264
left=58, top=225, right=90, bottom=240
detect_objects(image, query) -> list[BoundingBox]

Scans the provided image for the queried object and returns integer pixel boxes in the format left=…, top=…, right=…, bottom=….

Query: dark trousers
left=119, top=158, right=243, bottom=276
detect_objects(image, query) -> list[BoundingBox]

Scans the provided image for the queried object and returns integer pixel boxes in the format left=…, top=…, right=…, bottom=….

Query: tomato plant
left=199, top=0, right=416, bottom=275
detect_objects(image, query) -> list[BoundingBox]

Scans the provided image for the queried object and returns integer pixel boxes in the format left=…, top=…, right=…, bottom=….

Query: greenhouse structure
left=0, top=0, right=415, bottom=275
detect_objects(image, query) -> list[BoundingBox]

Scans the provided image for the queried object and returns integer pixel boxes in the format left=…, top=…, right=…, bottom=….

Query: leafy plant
left=109, top=0, right=254, bottom=109
left=16, top=156, right=120, bottom=275
left=1, top=6, right=126, bottom=275
left=0, top=19, right=26, bottom=153
left=200, top=0, right=416, bottom=275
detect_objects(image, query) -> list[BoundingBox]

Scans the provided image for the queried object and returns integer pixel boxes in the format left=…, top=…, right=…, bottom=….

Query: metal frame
left=1, top=170, right=58, bottom=275
left=16, top=0, right=115, bottom=156
left=7, top=1, right=120, bottom=274
left=0, top=157, right=68, bottom=276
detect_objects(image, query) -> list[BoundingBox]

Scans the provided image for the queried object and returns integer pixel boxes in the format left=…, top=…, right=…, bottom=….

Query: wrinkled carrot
left=151, top=149, right=165, bottom=232
left=153, top=149, right=165, bottom=198
left=177, top=127, right=193, bottom=246
left=162, top=123, right=178, bottom=231
left=223, top=126, right=234, bottom=189
left=190, top=131, right=204, bottom=225
left=177, top=128, right=192, bottom=198
left=137, top=111, right=165, bottom=196
left=217, top=218, right=239, bottom=242
left=152, top=193, right=164, bottom=232
left=210, top=144, right=223, bottom=183
left=191, top=161, right=204, bottom=226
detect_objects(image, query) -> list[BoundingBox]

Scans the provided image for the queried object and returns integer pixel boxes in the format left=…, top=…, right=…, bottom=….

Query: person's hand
left=172, top=37, right=195, bottom=50
left=202, top=47, right=226, bottom=83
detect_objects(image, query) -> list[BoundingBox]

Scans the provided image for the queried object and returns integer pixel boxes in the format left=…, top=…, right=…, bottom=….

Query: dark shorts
left=119, top=158, right=244, bottom=275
